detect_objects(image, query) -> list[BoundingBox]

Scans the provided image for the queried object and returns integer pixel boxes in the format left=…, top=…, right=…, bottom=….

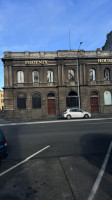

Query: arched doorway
left=90, top=91, right=99, bottom=113
left=47, top=93, right=56, bottom=115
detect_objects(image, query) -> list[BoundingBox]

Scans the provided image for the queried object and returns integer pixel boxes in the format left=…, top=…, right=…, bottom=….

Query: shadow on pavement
left=0, top=125, right=39, bottom=200
left=80, top=133, right=112, bottom=199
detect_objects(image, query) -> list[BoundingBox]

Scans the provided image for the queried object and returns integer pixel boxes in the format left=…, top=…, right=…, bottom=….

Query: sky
left=0, top=0, right=112, bottom=90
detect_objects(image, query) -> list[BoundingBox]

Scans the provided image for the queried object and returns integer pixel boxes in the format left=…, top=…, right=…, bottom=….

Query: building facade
left=1, top=50, right=112, bottom=120
left=102, top=31, right=112, bottom=51
left=0, top=91, right=4, bottom=112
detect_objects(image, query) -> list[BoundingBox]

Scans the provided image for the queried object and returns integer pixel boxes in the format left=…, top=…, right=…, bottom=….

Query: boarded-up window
left=104, top=91, right=112, bottom=105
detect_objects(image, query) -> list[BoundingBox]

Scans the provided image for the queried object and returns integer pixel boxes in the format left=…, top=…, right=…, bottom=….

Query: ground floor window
left=32, top=93, right=41, bottom=108
left=66, top=91, right=78, bottom=107
left=104, top=91, right=112, bottom=105
left=17, top=93, right=26, bottom=109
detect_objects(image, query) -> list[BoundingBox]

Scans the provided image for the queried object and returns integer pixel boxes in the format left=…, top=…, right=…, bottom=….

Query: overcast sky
left=0, top=0, right=112, bottom=90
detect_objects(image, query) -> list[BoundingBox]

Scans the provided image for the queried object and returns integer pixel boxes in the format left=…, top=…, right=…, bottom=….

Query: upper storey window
left=47, top=70, right=53, bottom=82
left=89, top=69, right=96, bottom=81
left=17, top=71, right=24, bottom=83
left=68, top=69, right=75, bottom=82
left=104, top=68, right=110, bottom=80
left=32, top=71, right=39, bottom=83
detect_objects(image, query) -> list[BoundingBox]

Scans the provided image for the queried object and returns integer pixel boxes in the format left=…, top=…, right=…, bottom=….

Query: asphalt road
left=0, top=118, right=112, bottom=200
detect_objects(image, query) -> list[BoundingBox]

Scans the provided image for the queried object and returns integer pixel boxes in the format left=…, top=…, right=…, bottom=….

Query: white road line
left=0, top=145, right=50, bottom=177
left=0, top=118, right=112, bottom=127
left=88, top=141, right=112, bottom=200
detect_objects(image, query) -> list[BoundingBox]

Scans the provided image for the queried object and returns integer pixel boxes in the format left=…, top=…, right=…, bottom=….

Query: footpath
left=0, top=113, right=112, bottom=125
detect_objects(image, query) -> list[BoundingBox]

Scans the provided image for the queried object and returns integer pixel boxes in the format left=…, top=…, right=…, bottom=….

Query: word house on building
left=1, top=49, right=112, bottom=120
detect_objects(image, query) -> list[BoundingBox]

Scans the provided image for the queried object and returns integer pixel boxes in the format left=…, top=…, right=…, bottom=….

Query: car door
left=70, top=109, right=78, bottom=118
left=76, top=109, right=84, bottom=118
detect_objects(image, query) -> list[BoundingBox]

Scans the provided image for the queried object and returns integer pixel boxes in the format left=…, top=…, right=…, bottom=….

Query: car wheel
left=67, top=115, right=71, bottom=119
left=84, top=114, right=89, bottom=119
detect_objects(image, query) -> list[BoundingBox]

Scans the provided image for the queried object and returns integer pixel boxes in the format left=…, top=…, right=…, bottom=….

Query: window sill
left=17, top=83, right=24, bottom=87
left=47, top=83, right=54, bottom=86
left=103, top=80, right=110, bottom=84
left=104, top=104, right=112, bottom=106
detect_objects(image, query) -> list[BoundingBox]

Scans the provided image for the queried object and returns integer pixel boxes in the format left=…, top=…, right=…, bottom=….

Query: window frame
left=89, top=68, right=96, bottom=81
left=17, top=71, right=24, bottom=83
left=66, top=91, right=78, bottom=108
left=104, top=91, right=112, bottom=105
left=17, top=93, right=26, bottom=109
left=32, top=93, right=41, bottom=109
left=68, top=69, right=75, bottom=82
left=104, top=68, right=110, bottom=81
left=32, top=70, right=39, bottom=83
left=47, top=70, right=53, bottom=83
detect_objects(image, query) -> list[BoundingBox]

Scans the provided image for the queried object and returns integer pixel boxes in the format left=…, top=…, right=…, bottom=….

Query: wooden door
left=48, top=99, right=56, bottom=115
left=90, top=97, right=99, bottom=113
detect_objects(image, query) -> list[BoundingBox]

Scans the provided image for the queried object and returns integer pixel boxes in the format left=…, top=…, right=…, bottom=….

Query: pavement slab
left=0, top=158, right=74, bottom=200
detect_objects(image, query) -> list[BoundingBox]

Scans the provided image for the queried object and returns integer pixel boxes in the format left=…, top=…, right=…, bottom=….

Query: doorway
left=90, top=91, right=99, bottom=113
left=47, top=93, right=56, bottom=115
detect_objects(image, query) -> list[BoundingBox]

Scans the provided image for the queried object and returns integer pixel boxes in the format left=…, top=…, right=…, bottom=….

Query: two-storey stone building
left=1, top=50, right=112, bottom=120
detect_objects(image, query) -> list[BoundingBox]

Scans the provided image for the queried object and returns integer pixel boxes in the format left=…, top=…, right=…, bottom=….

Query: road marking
left=88, top=141, right=112, bottom=200
left=0, top=118, right=112, bottom=127
left=0, top=145, right=50, bottom=177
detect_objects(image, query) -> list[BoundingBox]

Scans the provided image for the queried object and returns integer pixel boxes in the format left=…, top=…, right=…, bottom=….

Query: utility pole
left=69, top=29, right=71, bottom=50
left=77, top=42, right=83, bottom=109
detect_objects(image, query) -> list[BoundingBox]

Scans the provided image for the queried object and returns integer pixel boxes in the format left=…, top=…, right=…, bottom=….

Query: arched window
left=17, top=71, right=24, bottom=83
left=32, top=71, right=39, bottom=83
left=17, top=93, right=26, bottom=109
left=104, top=68, right=110, bottom=80
left=47, top=93, right=55, bottom=97
left=68, top=69, right=75, bottom=82
left=104, top=91, right=112, bottom=105
left=66, top=91, right=78, bottom=107
left=89, top=69, right=96, bottom=81
left=32, top=93, right=41, bottom=108
left=47, top=70, right=53, bottom=82
left=90, top=91, right=98, bottom=96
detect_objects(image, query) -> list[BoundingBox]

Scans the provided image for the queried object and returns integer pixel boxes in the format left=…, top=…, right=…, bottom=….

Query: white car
left=62, top=108, right=91, bottom=119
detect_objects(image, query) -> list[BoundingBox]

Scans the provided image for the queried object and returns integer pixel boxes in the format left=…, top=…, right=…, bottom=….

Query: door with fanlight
left=90, top=91, right=99, bottom=113
left=47, top=93, right=56, bottom=115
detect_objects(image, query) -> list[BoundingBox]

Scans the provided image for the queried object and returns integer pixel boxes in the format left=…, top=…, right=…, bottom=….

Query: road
left=0, top=118, right=112, bottom=200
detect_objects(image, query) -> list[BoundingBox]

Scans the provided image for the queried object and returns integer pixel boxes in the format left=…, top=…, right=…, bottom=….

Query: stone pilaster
left=9, top=66, right=12, bottom=86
